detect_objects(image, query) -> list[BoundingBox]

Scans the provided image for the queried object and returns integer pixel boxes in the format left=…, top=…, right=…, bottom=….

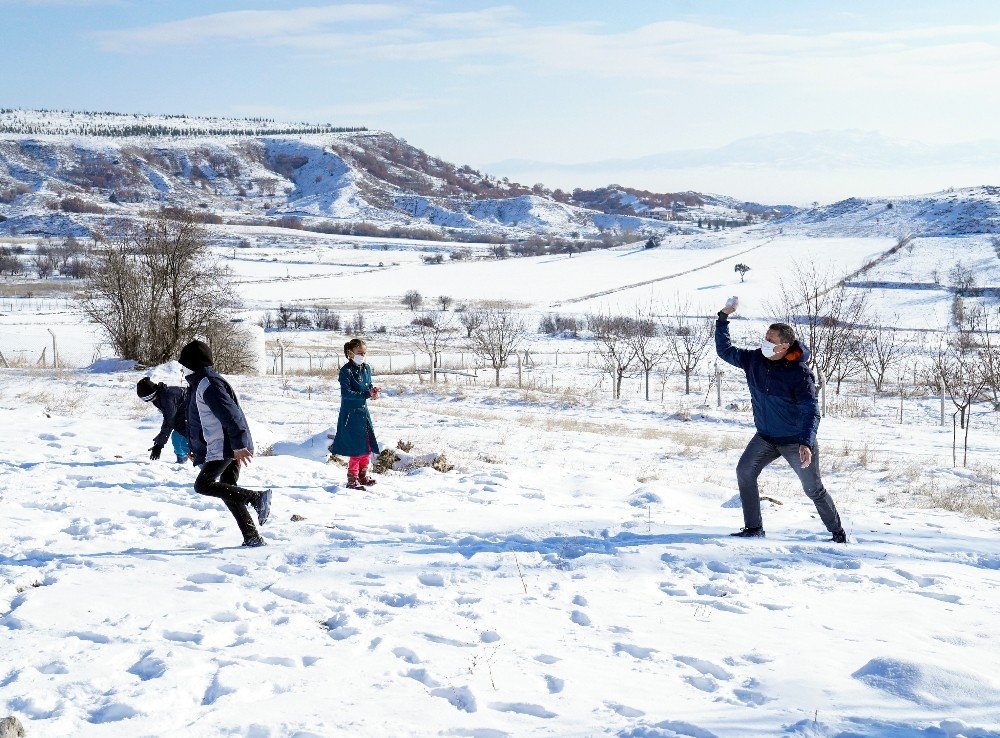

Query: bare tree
left=590, top=314, right=639, bottom=400
left=82, top=211, right=245, bottom=369
left=774, top=263, right=868, bottom=387
left=975, top=308, right=1000, bottom=410
left=470, top=306, right=527, bottom=386
left=734, top=263, right=751, bottom=282
left=626, top=310, right=669, bottom=400
left=459, top=309, right=484, bottom=338
left=32, top=253, right=58, bottom=278
left=411, top=311, right=456, bottom=382
left=662, top=300, right=712, bottom=395
left=858, top=319, right=905, bottom=392
left=438, top=295, right=454, bottom=311
left=402, top=290, right=423, bottom=311
left=935, top=336, right=987, bottom=467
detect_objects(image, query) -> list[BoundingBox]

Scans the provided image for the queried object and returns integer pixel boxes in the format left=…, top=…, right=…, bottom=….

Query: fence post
left=276, top=339, right=285, bottom=376
left=819, top=370, right=827, bottom=417
left=47, top=328, right=58, bottom=369
left=716, top=362, right=722, bottom=408
left=939, top=379, right=945, bottom=427
left=412, top=352, right=417, bottom=370
left=0, top=349, right=8, bottom=368
left=517, top=354, right=522, bottom=389
left=307, top=351, right=312, bottom=373
left=38, top=347, right=46, bottom=367
left=389, top=354, right=393, bottom=371
left=555, top=350, right=559, bottom=366
left=898, top=378, right=903, bottom=424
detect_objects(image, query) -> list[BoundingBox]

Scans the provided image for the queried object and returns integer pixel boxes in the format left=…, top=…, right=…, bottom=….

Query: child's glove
left=149, top=444, right=163, bottom=461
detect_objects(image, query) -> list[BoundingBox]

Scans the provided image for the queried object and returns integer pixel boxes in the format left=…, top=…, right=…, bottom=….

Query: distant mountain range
left=489, top=130, right=1000, bottom=174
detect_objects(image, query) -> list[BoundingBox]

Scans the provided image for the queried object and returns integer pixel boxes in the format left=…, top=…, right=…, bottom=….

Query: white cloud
left=94, top=4, right=406, bottom=50
left=95, top=6, right=1000, bottom=95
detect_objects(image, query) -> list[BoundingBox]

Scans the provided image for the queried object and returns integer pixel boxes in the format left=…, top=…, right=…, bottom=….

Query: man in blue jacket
left=136, top=377, right=190, bottom=463
left=179, top=340, right=272, bottom=548
left=716, top=296, right=847, bottom=543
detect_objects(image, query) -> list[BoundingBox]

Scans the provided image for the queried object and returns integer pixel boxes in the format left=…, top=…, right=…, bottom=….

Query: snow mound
left=269, top=427, right=336, bottom=463
left=852, top=657, right=1000, bottom=709
left=84, top=358, right=138, bottom=373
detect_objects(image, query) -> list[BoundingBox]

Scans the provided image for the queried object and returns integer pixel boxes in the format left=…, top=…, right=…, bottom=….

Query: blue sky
left=2, top=1, right=999, bottom=201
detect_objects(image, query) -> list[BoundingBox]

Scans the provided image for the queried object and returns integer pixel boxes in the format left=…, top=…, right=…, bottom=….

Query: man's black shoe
left=830, top=529, right=848, bottom=544
left=241, top=536, right=266, bottom=548
left=730, top=527, right=765, bottom=538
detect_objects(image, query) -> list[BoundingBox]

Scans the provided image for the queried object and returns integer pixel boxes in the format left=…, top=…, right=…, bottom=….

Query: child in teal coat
left=329, top=338, right=381, bottom=489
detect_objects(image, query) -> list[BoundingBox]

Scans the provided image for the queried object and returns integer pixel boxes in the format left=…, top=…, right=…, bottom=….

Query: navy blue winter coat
left=184, top=368, right=254, bottom=466
left=329, top=362, right=380, bottom=457
left=715, top=314, right=821, bottom=448
left=151, top=384, right=188, bottom=446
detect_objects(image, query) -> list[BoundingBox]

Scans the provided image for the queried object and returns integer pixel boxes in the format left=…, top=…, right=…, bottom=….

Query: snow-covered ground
left=1, top=364, right=999, bottom=737
left=2, top=221, right=1000, bottom=736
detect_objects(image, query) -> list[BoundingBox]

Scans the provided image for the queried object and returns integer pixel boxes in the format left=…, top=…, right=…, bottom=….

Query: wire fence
left=261, top=343, right=957, bottom=429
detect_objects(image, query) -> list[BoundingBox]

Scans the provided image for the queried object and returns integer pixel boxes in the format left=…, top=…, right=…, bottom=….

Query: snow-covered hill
left=0, top=109, right=721, bottom=241
left=771, top=186, right=1000, bottom=237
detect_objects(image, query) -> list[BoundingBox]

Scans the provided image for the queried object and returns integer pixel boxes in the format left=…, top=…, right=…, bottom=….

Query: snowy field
left=2, top=228, right=1000, bottom=736
left=1, top=364, right=999, bottom=737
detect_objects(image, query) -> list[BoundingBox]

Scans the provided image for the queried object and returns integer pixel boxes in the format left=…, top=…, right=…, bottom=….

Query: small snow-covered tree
left=734, top=263, right=751, bottom=282
left=402, top=290, right=423, bottom=311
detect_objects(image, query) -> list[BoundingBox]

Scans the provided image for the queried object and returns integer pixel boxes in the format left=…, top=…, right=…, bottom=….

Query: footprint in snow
left=489, top=702, right=556, bottom=719
left=432, top=685, right=478, bottom=713
left=186, top=572, right=229, bottom=584
left=674, top=656, right=733, bottom=680
left=894, top=568, right=937, bottom=587
left=605, top=702, right=645, bottom=717
left=404, top=667, right=440, bottom=687
left=545, top=675, right=564, bottom=694
left=392, top=646, right=421, bottom=664
left=614, top=643, right=657, bottom=660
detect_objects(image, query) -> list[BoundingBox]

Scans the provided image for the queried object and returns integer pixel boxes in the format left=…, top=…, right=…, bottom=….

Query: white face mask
left=352, top=354, right=366, bottom=366
left=760, top=338, right=779, bottom=358
left=182, top=367, right=194, bottom=377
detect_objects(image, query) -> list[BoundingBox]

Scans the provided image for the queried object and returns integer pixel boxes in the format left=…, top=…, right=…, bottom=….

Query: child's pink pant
left=348, top=455, right=370, bottom=475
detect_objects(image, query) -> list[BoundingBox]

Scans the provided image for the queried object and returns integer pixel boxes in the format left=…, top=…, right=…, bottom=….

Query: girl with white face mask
left=328, top=338, right=382, bottom=490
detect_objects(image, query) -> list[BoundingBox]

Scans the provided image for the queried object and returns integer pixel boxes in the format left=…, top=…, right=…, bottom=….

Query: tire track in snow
left=552, top=238, right=775, bottom=306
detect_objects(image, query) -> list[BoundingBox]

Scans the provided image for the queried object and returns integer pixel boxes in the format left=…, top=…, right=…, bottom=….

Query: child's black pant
left=194, top=459, right=260, bottom=542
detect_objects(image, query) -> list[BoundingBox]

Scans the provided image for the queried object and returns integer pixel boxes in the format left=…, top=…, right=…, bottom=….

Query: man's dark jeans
left=736, top=434, right=842, bottom=533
